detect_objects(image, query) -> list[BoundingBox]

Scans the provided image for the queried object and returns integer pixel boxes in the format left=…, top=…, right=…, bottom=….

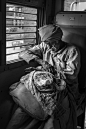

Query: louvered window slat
left=6, top=3, right=37, bottom=64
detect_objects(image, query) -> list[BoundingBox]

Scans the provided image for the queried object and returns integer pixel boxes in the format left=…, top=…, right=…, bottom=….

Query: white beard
left=51, top=45, right=58, bottom=52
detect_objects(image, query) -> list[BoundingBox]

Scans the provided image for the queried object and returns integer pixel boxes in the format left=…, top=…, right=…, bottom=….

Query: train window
left=64, top=0, right=86, bottom=11
left=6, top=3, right=37, bottom=64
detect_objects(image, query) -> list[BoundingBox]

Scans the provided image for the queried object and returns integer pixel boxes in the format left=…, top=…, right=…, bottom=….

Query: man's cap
left=38, top=24, right=63, bottom=42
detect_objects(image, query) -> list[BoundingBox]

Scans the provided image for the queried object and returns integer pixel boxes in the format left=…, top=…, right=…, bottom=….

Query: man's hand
left=34, top=57, right=56, bottom=74
left=25, top=67, right=36, bottom=73
left=55, top=78, right=66, bottom=90
left=42, top=61, right=55, bottom=73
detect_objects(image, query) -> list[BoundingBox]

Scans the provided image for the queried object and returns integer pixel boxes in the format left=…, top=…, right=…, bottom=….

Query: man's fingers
left=25, top=67, right=35, bottom=72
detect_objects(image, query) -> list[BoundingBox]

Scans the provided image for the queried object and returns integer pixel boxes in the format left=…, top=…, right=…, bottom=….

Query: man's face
left=50, top=40, right=59, bottom=52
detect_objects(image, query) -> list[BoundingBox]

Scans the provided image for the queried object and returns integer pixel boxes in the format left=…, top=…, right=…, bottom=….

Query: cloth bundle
left=10, top=69, right=66, bottom=120
left=20, top=70, right=66, bottom=116
left=20, top=70, right=57, bottom=116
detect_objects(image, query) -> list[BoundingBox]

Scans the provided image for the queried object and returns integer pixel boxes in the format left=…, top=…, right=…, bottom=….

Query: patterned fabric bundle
left=20, top=70, right=66, bottom=116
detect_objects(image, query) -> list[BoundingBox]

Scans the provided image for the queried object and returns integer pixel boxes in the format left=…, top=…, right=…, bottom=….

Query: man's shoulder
left=63, top=42, right=80, bottom=54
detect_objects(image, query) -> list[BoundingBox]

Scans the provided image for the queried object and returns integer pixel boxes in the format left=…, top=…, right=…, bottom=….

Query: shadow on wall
left=62, top=27, right=86, bottom=92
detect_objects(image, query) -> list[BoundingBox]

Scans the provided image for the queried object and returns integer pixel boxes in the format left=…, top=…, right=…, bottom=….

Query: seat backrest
left=61, top=27, right=86, bottom=92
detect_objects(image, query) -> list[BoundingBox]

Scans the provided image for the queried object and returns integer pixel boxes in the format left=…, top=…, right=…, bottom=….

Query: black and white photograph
left=0, top=0, right=86, bottom=129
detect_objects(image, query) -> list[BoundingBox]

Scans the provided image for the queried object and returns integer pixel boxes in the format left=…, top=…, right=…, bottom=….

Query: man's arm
left=18, top=42, right=46, bottom=63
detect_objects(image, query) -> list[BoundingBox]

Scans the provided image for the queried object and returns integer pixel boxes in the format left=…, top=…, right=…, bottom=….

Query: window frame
left=6, top=3, right=38, bottom=64
left=63, top=0, right=86, bottom=12
left=0, top=0, right=43, bottom=72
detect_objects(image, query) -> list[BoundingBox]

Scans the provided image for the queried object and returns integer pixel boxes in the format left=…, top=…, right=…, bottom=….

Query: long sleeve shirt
left=19, top=41, right=81, bottom=99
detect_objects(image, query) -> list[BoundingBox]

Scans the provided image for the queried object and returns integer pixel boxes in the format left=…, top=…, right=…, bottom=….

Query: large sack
left=9, top=82, right=48, bottom=120
left=9, top=70, right=66, bottom=120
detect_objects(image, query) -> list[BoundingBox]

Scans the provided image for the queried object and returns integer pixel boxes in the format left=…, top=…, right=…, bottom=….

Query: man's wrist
left=35, top=57, right=43, bottom=64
